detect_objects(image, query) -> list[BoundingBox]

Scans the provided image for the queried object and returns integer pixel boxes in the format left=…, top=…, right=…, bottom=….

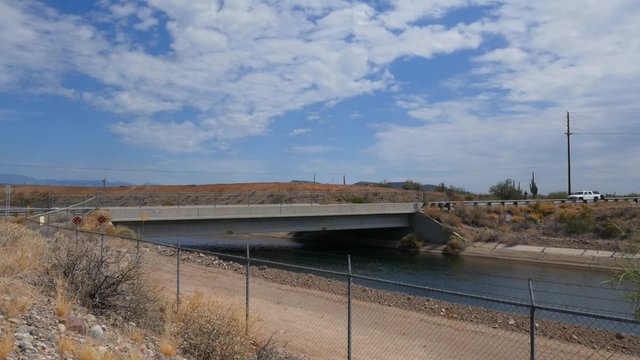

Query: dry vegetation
left=426, top=202, right=640, bottom=252
left=0, top=220, right=304, bottom=360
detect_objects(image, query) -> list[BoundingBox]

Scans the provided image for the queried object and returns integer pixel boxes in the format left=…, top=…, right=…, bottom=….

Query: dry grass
left=0, top=328, right=13, bottom=360
left=157, top=336, right=177, bottom=357
left=171, top=292, right=250, bottom=360
left=76, top=344, right=100, bottom=360
left=129, top=327, right=145, bottom=344
left=55, top=290, right=72, bottom=317
left=102, top=351, right=118, bottom=360
left=5, top=296, right=30, bottom=318
left=0, top=222, right=48, bottom=278
left=56, top=336, right=76, bottom=356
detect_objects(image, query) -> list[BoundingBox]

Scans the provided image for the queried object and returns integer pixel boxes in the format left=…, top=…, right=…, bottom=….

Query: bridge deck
left=105, top=203, right=421, bottom=222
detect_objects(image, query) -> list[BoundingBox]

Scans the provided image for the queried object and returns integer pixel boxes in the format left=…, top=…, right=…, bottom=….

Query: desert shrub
left=424, top=207, right=443, bottom=220
left=398, top=233, right=423, bottom=250
left=113, top=225, right=137, bottom=238
left=527, top=202, right=556, bottom=217
left=256, top=337, right=306, bottom=360
left=349, top=195, right=368, bottom=204
left=439, top=212, right=463, bottom=228
left=560, top=205, right=593, bottom=235
left=50, top=233, right=165, bottom=331
left=80, top=210, right=112, bottom=231
left=444, top=236, right=467, bottom=255
left=454, top=205, right=492, bottom=227
left=510, top=215, right=525, bottom=223
left=596, top=221, right=625, bottom=239
left=471, top=228, right=502, bottom=243
left=172, top=293, right=249, bottom=360
left=527, top=213, right=542, bottom=223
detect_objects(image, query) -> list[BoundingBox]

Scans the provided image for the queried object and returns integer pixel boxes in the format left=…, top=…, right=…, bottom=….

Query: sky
left=1, top=0, right=639, bottom=195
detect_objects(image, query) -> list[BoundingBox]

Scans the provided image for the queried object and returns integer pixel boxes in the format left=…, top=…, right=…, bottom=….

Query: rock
left=508, top=319, right=516, bottom=325
left=64, top=315, right=87, bottom=335
left=15, top=332, right=34, bottom=343
left=571, top=334, right=579, bottom=342
left=259, top=265, right=268, bottom=270
left=90, top=324, right=105, bottom=340
left=615, top=333, right=625, bottom=340
left=16, top=325, right=37, bottom=334
left=58, top=324, right=67, bottom=333
left=86, top=314, right=96, bottom=323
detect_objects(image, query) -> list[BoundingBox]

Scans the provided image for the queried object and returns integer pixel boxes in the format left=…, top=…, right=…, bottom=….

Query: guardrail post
left=245, top=243, right=251, bottom=336
left=347, top=255, right=353, bottom=360
left=528, top=279, right=536, bottom=360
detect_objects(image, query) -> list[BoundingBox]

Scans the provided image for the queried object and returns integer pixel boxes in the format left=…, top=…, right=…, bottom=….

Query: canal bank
left=426, top=242, right=640, bottom=270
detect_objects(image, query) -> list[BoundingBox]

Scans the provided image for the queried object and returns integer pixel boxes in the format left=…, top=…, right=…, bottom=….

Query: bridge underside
left=117, top=213, right=411, bottom=236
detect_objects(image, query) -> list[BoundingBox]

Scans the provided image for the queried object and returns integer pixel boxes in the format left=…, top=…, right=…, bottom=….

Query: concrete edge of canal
left=422, top=242, right=640, bottom=270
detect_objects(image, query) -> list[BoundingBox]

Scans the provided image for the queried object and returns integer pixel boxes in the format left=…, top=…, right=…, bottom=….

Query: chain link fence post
left=246, top=243, right=251, bottom=336
left=528, top=279, right=536, bottom=360
left=176, top=233, right=181, bottom=311
left=348, top=254, right=353, bottom=360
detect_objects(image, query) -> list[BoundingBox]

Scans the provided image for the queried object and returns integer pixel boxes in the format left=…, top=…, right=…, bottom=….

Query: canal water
left=145, top=229, right=638, bottom=322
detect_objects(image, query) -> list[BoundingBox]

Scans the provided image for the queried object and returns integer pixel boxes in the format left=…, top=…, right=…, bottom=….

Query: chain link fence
left=24, top=218, right=640, bottom=360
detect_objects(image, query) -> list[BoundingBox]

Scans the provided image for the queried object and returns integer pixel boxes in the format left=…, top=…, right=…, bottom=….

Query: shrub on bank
left=398, top=233, right=423, bottom=250
left=50, top=233, right=165, bottom=331
left=443, top=236, right=466, bottom=255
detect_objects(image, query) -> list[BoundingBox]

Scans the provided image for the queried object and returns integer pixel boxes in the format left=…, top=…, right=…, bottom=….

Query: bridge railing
left=23, top=219, right=640, bottom=360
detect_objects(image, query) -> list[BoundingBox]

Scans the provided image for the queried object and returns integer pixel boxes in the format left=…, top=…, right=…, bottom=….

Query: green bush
left=349, top=195, right=368, bottom=204
left=398, top=233, right=423, bottom=250
left=563, top=205, right=593, bottom=235
left=597, top=221, right=624, bottom=239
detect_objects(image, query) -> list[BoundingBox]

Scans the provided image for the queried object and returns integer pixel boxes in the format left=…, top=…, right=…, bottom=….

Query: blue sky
left=1, top=0, right=640, bottom=194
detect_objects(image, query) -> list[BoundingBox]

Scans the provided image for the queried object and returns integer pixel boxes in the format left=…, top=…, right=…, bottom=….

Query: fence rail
left=23, top=218, right=640, bottom=360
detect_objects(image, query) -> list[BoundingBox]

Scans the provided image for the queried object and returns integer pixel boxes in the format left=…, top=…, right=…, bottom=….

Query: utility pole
left=566, top=111, right=572, bottom=195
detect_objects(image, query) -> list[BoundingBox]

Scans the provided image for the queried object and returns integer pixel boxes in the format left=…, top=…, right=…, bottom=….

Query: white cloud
left=111, top=118, right=211, bottom=153
left=371, top=0, right=640, bottom=193
left=288, top=145, right=333, bottom=154
left=0, top=0, right=489, bottom=153
left=289, top=128, right=311, bottom=136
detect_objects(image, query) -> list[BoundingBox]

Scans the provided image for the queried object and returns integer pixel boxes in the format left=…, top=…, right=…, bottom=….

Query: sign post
left=72, top=216, right=82, bottom=240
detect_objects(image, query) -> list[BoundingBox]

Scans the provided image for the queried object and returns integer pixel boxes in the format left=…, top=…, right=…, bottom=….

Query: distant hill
left=0, top=174, right=134, bottom=187
left=354, top=181, right=437, bottom=191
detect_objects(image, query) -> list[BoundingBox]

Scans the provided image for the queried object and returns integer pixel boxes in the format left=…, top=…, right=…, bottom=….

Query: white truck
left=567, top=190, right=605, bottom=201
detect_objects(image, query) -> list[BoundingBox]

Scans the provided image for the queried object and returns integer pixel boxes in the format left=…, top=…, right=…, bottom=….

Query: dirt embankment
left=9, top=183, right=437, bottom=208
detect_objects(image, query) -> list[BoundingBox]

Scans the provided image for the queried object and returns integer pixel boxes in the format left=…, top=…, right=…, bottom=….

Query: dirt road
left=144, top=252, right=635, bottom=360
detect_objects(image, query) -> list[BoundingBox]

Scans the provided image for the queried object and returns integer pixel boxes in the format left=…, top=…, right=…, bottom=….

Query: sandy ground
left=143, top=251, right=637, bottom=360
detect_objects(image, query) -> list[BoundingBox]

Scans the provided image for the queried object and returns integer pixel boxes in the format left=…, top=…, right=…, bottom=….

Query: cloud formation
left=0, top=0, right=486, bottom=151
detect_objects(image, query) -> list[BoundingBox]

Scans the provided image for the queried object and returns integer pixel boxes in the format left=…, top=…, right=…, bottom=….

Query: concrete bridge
left=105, top=202, right=450, bottom=243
